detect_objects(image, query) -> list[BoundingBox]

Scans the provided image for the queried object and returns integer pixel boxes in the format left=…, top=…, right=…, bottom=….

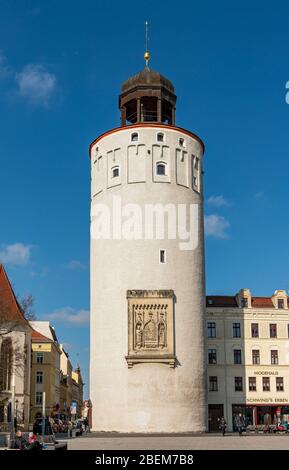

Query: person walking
left=235, top=413, right=245, bottom=436
left=219, top=417, right=227, bottom=436
left=14, top=431, right=27, bottom=450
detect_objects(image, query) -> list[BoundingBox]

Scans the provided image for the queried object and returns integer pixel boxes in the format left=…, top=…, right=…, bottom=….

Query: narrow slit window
left=131, top=133, right=138, bottom=142
left=157, top=133, right=164, bottom=142
left=159, top=249, right=166, bottom=263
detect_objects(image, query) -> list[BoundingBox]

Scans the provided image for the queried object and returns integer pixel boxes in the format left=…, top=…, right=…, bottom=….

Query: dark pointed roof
left=121, top=67, right=175, bottom=94
left=0, top=264, right=31, bottom=327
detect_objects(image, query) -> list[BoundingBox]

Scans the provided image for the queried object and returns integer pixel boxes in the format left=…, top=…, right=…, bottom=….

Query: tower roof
left=0, top=264, right=31, bottom=327
left=121, top=66, right=175, bottom=95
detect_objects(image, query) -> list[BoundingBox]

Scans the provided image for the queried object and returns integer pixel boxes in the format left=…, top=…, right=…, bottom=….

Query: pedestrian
left=235, top=413, right=245, bottom=436
left=219, top=417, right=227, bottom=436
left=14, top=431, right=27, bottom=450
left=83, top=417, right=89, bottom=433
left=26, top=432, right=43, bottom=451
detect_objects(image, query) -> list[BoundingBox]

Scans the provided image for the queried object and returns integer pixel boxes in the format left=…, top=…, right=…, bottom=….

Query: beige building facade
left=207, top=288, right=289, bottom=432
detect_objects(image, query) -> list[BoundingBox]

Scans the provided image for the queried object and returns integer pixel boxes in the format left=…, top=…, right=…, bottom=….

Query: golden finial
left=144, top=21, right=150, bottom=67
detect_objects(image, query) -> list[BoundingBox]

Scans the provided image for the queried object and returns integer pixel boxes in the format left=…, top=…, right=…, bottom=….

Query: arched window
left=156, top=162, right=166, bottom=176
left=157, top=133, right=164, bottom=142
left=0, top=338, right=13, bottom=391
left=131, top=133, right=138, bottom=142
left=112, top=166, right=120, bottom=178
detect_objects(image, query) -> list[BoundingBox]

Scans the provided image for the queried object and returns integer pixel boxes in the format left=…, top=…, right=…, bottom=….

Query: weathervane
left=144, top=21, right=150, bottom=68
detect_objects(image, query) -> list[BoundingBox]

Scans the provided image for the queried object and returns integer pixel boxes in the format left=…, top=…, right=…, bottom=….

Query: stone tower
left=89, top=59, right=207, bottom=432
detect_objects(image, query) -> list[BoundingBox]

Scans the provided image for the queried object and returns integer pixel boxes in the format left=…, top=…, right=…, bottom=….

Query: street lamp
left=15, top=399, right=19, bottom=430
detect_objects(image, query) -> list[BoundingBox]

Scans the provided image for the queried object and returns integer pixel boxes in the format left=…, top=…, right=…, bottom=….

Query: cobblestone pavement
left=68, top=433, right=289, bottom=450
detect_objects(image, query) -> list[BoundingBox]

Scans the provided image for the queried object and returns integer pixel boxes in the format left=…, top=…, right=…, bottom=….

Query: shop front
left=232, top=404, right=289, bottom=429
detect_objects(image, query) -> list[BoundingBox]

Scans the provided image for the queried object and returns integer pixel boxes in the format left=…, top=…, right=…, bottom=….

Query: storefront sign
left=254, top=371, right=279, bottom=375
left=246, top=398, right=288, bottom=404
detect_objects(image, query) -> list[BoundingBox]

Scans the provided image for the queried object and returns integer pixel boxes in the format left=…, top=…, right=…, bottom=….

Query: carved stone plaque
left=126, top=290, right=176, bottom=368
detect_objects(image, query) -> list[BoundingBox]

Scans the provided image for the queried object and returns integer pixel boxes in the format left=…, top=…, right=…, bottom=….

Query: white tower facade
left=90, top=66, right=207, bottom=432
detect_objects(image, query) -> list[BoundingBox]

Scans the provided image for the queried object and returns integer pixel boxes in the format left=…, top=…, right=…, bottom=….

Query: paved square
left=68, top=433, right=289, bottom=450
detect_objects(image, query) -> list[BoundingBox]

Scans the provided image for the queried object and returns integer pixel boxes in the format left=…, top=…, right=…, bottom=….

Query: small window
left=159, top=249, right=166, bottom=264
left=235, top=377, right=243, bottom=392
left=252, top=350, right=260, bottom=365
left=208, top=349, right=217, bottom=364
left=270, top=323, right=277, bottom=338
left=234, top=349, right=242, bottom=364
left=263, top=377, right=270, bottom=392
left=209, top=376, right=218, bottom=392
left=276, top=377, right=284, bottom=392
left=249, top=377, right=257, bottom=392
left=157, top=133, right=164, bottom=142
left=36, top=371, right=43, bottom=384
left=278, top=299, right=284, bottom=309
left=36, top=391, right=43, bottom=405
left=36, top=352, right=44, bottom=364
left=251, top=323, right=259, bottom=338
left=271, top=350, right=278, bottom=365
left=233, top=323, right=241, bottom=338
left=156, top=162, right=166, bottom=176
left=207, top=322, right=216, bottom=338
left=131, top=133, right=138, bottom=142
left=179, top=137, right=185, bottom=147
left=112, top=166, right=120, bottom=178
left=208, top=299, right=213, bottom=305
left=241, top=298, right=248, bottom=308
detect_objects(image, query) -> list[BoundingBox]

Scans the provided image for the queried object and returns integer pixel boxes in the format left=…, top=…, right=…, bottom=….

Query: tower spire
left=144, top=20, right=150, bottom=68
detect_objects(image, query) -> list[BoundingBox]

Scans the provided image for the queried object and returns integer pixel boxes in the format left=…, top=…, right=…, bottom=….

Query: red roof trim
left=206, top=295, right=289, bottom=308
left=89, top=123, right=205, bottom=157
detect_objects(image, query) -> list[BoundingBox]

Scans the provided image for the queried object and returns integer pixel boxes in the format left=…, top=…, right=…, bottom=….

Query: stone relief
left=126, top=290, right=175, bottom=368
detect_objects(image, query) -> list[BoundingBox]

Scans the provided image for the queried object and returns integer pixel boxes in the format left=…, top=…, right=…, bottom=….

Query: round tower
left=89, top=60, right=207, bottom=432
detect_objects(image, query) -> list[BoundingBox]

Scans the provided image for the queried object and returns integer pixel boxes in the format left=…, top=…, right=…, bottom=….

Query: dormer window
left=156, top=162, right=166, bottom=176
left=241, top=298, right=248, bottom=308
left=278, top=299, right=284, bottom=309
left=157, top=132, right=164, bottom=142
left=112, top=166, right=120, bottom=178
left=131, top=133, right=138, bottom=142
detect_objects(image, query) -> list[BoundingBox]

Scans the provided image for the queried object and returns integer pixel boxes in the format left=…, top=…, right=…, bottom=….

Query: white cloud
left=207, top=195, right=231, bottom=208
left=47, top=307, right=89, bottom=326
left=0, top=243, right=32, bottom=266
left=66, top=260, right=86, bottom=270
left=15, top=64, right=56, bottom=105
left=205, top=215, right=230, bottom=239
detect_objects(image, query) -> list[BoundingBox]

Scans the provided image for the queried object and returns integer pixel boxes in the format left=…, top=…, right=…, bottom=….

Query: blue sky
left=0, top=0, right=289, bottom=397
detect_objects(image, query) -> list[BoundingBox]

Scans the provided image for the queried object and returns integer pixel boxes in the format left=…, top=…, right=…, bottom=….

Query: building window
left=251, top=323, right=259, bottom=338
left=252, top=350, right=260, bottom=365
left=271, top=350, right=278, bottom=365
left=112, top=166, right=120, bottom=178
left=234, top=349, right=242, bottom=364
left=207, top=322, right=216, bottom=338
left=159, top=249, right=166, bottom=264
left=179, top=137, right=185, bottom=147
left=0, top=338, right=13, bottom=391
left=36, top=352, right=44, bottom=364
left=263, top=377, right=270, bottom=392
left=209, top=376, right=218, bottom=392
left=249, top=377, right=257, bottom=392
left=233, top=323, right=241, bottom=338
left=156, top=162, right=166, bottom=176
left=241, top=298, right=248, bottom=308
left=270, top=323, right=277, bottom=338
left=36, top=392, right=43, bottom=405
left=36, top=371, right=43, bottom=384
left=208, top=349, right=217, bottom=364
left=157, top=132, right=164, bottom=142
left=192, top=155, right=200, bottom=192
left=278, top=299, right=284, bottom=309
left=235, top=377, right=243, bottom=392
left=131, top=133, right=138, bottom=142
left=276, top=377, right=284, bottom=392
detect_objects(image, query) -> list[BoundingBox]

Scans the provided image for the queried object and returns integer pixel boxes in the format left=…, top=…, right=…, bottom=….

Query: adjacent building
left=72, top=366, right=84, bottom=418
left=59, top=344, right=73, bottom=415
left=207, top=288, right=289, bottom=431
left=0, top=265, right=32, bottom=430
left=30, top=322, right=61, bottom=421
